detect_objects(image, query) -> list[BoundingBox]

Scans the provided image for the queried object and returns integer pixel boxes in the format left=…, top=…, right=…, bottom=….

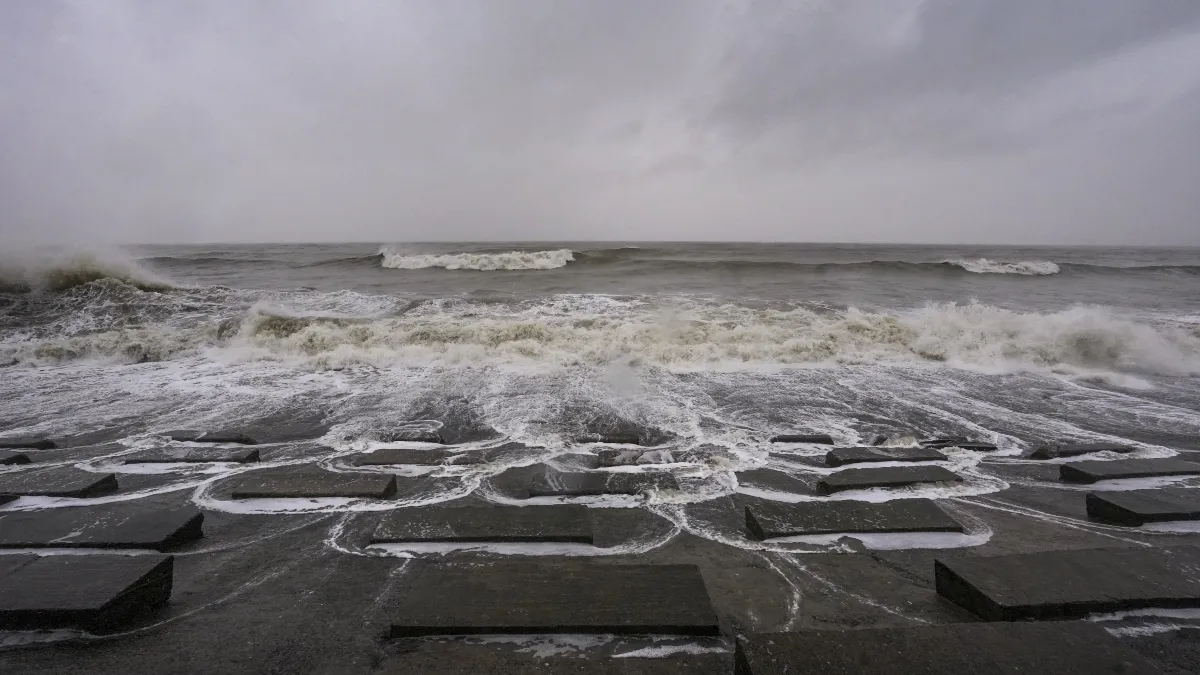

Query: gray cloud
left=1, top=0, right=1198, bottom=245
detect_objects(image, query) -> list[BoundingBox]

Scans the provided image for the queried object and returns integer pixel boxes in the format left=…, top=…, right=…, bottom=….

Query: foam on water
left=0, top=547, right=156, bottom=557
left=1089, top=608, right=1200, bottom=623
left=422, top=634, right=728, bottom=660
left=378, top=247, right=575, bottom=271
left=764, top=530, right=992, bottom=550
left=1141, top=520, right=1200, bottom=533
left=7, top=295, right=1199, bottom=378
left=612, top=640, right=730, bottom=658
left=947, top=258, right=1061, bottom=275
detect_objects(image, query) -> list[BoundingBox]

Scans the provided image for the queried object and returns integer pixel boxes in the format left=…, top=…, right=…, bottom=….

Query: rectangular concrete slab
left=0, top=438, right=56, bottom=450
left=527, top=471, right=679, bottom=497
left=124, top=447, right=260, bottom=464
left=817, top=466, right=962, bottom=495
left=195, top=431, right=257, bottom=444
left=733, top=622, right=1169, bottom=675
left=164, top=430, right=258, bottom=444
left=0, top=554, right=173, bottom=630
left=389, top=562, right=718, bottom=637
left=353, top=448, right=483, bottom=466
left=824, top=446, right=948, bottom=467
left=378, top=430, right=444, bottom=444
left=745, top=499, right=962, bottom=539
left=0, top=555, right=34, bottom=579
left=770, top=434, right=833, bottom=444
left=0, top=506, right=203, bottom=551
left=1086, top=488, right=1200, bottom=526
left=1, top=450, right=31, bottom=465
left=736, top=469, right=811, bottom=496
left=0, top=468, right=119, bottom=498
left=229, top=471, right=398, bottom=499
left=1031, top=442, right=1134, bottom=460
left=935, top=545, right=1200, bottom=620
left=1059, top=458, right=1200, bottom=484
left=372, top=505, right=593, bottom=544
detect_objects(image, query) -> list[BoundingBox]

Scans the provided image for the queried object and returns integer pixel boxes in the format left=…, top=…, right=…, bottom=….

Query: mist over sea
left=2, top=242, right=1199, bottom=452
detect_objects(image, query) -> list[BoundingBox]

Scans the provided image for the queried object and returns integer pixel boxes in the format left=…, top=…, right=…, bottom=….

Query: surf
left=378, top=247, right=575, bottom=271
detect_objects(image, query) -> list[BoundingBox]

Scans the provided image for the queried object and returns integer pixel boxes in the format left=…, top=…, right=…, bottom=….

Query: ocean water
left=2, top=242, right=1199, bottom=456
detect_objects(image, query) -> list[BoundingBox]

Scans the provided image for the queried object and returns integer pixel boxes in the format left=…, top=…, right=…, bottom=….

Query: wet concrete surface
left=0, top=431, right=1199, bottom=674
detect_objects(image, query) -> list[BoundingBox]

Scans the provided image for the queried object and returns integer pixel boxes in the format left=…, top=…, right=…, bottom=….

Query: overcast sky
left=2, top=0, right=1199, bottom=245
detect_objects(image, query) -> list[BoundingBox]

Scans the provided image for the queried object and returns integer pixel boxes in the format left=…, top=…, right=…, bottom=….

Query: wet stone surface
left=769, top=434, right=834, bottom=444
left=0, top=506, right=203, bottom=551
left=1060, top=458, right=1200, bottom=483
left=935, top=545, right=1200, bottom=620
left=734, top=623, right=1169, bottom=675
left=227, top=470, right=400, bottom=499
left=816, top=466, right=962, bottom=495
left=164, top=430, right=259, bottom=445
left=388, top=562, right=720, bottom=638
left=0, top=468, right=120, bottom=498
left=371, top=505, right=594, bottom=544
left=824, top=446, right=948, bottom=467
left=1086, top=488, right=1200, bottom=526
left=0, top=438, right=56, bottom=450
left=0, top=450, right=31, bottom=465
left=0, top=554, right=174, bottom=630
left=526, top=471, right=680, bottom=498
left=744, top=499, right=962, bottom=540
left=487, top=463, right=681, bottom=499
left=0, top=423, right=1199, bottom=674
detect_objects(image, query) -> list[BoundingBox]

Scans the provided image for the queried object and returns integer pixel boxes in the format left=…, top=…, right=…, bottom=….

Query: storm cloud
left=2, top=0, right=1198, bottom=244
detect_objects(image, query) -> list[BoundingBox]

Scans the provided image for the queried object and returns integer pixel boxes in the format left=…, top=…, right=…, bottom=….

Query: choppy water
left=2, top=242, right=1199, bottom=454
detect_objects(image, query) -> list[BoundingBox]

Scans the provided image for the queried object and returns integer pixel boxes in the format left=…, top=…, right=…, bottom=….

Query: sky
left=2, top=0, right=1199, bottom=245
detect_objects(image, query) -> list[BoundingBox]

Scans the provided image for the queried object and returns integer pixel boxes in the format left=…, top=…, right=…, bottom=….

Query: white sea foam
left=215, top=299, right=1200, bottom=376
left=763, top=530, right=992, bottom=550
left=6, top=298, right=1199, bottom=377
left=948, top=258, right=1061, bottom=275
left=378, top=247, right=575, bottom=271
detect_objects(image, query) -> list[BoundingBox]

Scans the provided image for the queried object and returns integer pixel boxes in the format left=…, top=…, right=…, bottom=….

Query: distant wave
left=1, top=251, right=176, bottom=293
left=946, top=258, right=1061, bottom=275
left=378, top=247, right=575, bottom=271
left=139, top=255, right=278, bottom=266
left=303, top=254, right=383, bottom=268
left=124, top=246, right=1200, bottom=278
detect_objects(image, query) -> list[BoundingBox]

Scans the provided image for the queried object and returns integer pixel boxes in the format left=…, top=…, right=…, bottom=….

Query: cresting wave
left=378, top=247, right=575, bottom=271
left=5, top=292, right=1199, bottom=377
left=946, top=259, right=1060, bottom=275
left=0, top=250, right=176, bottom=293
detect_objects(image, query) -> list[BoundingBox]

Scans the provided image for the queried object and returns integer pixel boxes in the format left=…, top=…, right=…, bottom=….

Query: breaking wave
left=947, top=259, right=1061, bottom=276
left=378, top=247, right=575, bottom=271
left=0, top=250, right=176, bottom=293
left=6, top=296, right=1199, bottom=378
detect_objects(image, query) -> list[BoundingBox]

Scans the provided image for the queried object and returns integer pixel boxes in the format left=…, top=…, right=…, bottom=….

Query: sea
left=2, top=242, right=1200, bottom=453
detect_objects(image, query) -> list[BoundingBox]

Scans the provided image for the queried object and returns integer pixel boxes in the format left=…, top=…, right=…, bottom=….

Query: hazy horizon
left=3, top=1, right=1199, bottom=247
left=120, top=240, right=1200, bottom=249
